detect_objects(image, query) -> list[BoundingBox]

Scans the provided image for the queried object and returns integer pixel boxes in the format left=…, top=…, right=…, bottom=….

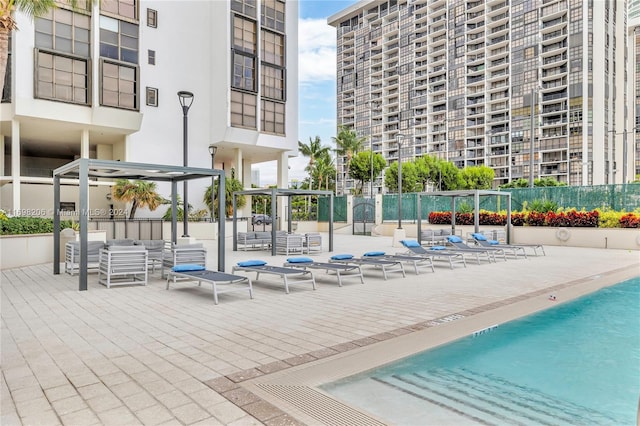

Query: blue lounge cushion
left=489, top=240, right=500, bottom=245
left=287, top=257, right=313, bottom=263
left=237, top=260, right=267, bottom=267
left=172, top=264, right=206, bottom=272
left=363, top=251, right=385, bottom=257
left=331, top=254, right=354, bottom=260
left=400, top=239, right=420, bottom=248
left=447, top=235, right=463, bottom=243
left=472, top=233, right=487, bottom=241
left=431, top=246, right=447, bottom=250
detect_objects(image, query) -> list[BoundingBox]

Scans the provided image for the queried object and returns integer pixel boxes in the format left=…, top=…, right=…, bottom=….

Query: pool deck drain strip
left=203, top=265, right=639, bottom=425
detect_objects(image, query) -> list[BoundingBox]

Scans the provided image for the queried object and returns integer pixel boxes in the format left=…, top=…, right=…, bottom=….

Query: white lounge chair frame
left=166, top=270, right=253, bottom=304
left=98, top=247, right=148, bottom=288
left=232, top=264, right=316, bottom=294
left=283, top=261, right=364, bottom=286
left=330, top=257, right=406, bottom=280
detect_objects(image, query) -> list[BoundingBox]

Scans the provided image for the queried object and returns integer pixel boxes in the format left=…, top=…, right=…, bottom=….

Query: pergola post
left=218, top=174, right=225, bottom=271
left=271, top=188, right=277, bottom=256
left=79, top=159, right=89, bottom=291
left=171, top=181, right=178, bottom=245
left=53, top=176, right=61, bottom=275
left=417, top=194, right=422, bottom=245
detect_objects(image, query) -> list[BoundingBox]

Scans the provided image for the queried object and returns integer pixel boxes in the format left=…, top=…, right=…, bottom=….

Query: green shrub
left=528, top=199, right=558, bottom=213
left=597, top=210, right=624, bottom=228
left=0, top=217, right=75, bottom=235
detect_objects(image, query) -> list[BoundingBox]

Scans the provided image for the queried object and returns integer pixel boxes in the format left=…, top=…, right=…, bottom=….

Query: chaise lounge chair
left=167, top=264, right=254, bottom=305
left=283, top=257, right=365, bottom=286
left=361, top=251, right=435, bottom=275
left=399, top=240, right=467, bottom=269
left=469, top=233, right=528, bottom=259
left=445, top=235, right=505, bottom=262
left=232, top=260, right=316, bottom=294
left=329, top=254, right=406, bottom=280
left=470, top=233, right=545, bottom=256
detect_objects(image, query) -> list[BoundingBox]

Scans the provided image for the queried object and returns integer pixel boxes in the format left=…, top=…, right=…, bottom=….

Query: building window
left=233, top=15, right=256, bottom=54
left=101, top=60, right=138, bottom=110
left=148, top=49, right=155, bottom=65
left=261, top=0, right=285, bottom=33
left=146, top=8, right=157, bottom=27
left=232, top=53, right=255, bottom=91
left=230, top=90, right=256, bottom=129
left=261, top=29, right=284, bottom=67
left=231, top=0, right=256, bottom=18
left=100, top=15, right=139, bottom=64
left=35, top=8, right=91, bottom=56
left=261, top=64, right=284, bottom=100
left=261, top=99, right=285, bottom=135
left=146, top=87, right=158, bottom=106
left=101, top=0, right=137, bottom=20
left=35, top=50, right=88, bottom=104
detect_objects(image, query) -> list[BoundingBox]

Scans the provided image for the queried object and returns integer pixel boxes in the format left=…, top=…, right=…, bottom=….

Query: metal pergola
left=53, top=158, right=226, bottom=291
left=231, top=188, right=334, bottom=255
left=416, top=190, right=512, bottom=244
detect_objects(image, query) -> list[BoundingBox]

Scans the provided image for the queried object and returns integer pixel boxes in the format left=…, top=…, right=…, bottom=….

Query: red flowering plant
left=619, top=213, right=640, bottom=228
left=428, top=211, right=451, bottom=224
left=526, top=211, right=546, bottom=226
left=479, top=210, right=507, bottom=226
left=455, top=212, right=474, bottom=225
left=510, top=212, right=527, bottom=226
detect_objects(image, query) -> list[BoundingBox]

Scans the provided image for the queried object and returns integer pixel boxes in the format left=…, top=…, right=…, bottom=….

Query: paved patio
left=1, top=234, right=639, bottom=426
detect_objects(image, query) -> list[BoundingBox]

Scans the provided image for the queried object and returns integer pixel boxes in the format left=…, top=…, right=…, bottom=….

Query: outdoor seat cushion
left=471, top=233, right=487, bottom=241
left=447, top=235, right=463, bottom=243
left=400, top=239, right=420, bottom=248
left=286, top=257, right=313, bottom=263
left=237, top=260, right=267, bottom=267
left=431, top=246, right=447, bottom=250
left=331, top=254, right=353, bottom=260
left=172, top=264, right=206, bottom=272
left=254, top=232, right=271, bottom=239
left=363, top=251, right=385, bottom=257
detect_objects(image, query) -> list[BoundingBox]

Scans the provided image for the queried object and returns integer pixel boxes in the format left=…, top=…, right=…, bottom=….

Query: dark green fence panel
left=352, top=197, right=375, bottom=222
left=382, top=193, right=418, bottom=221
left=503, top=184, right=640, bottom=211
left=318, top=195, right=347, bottom=222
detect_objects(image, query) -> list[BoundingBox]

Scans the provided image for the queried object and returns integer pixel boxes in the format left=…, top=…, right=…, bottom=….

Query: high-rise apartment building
left=329, top=0, right=628, bottom=194
left=1, top=0, right=297, bottom=215
left=629, top=1, right=640, bottom=179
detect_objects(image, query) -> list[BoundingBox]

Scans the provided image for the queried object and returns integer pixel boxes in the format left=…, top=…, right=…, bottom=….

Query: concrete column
left=81, top=129, right=90, bottom=158
left=11, top=120, right=20, bottom=211
left=276, top=151, right=289, bottom=229
left=242, top=158, right=252, bottom=217
left=233, top=148, right=243, bottom=181
left=0, top=133, right=5, bottom=177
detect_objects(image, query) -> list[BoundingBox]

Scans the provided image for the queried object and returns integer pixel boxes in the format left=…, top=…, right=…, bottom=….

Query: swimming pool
left=323, top=277, right=640, bottom=425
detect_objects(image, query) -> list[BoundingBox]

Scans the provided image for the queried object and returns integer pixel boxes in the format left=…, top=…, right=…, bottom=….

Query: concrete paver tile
left=221, top=387, right=261, bottom=407
left=171, top=402, right=210, bottom=424
left=97, top=406, right=142, bottom=426
left=154, top=389, right=193, bottom=410
left=226, top=415, right=263, bottom=426
left=60, top=407, right=101, bottom=425
left=135, top=404, right=177, bottom=426
left=76, top=382, right=111, bottom=400
left=122, top=391, right=158, bottom=412
left=20, top=409, right=62, bottom=426
left=189, top=417, right=225, bottom=426
left=263, top=414, right=306, bottom=426
left=67, top=373, right=100, bottom=388
left=207, top=400, right=249, bottom=424
left=110, top=380, right=145, bottom=398
left=51, top=395, right=88, bottom=416
left=204, top=376, right=238, bottom=393
left=100, top=371, right=131, bottom=387
left=14, top=396, right=53, bottom=415
left=9, top=385, right=44, bottom=402
left=241, top=400, right=285, bottom=422
left=85, top=393, right=123, bottom=413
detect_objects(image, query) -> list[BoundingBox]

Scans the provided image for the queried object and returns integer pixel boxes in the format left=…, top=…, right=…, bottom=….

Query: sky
left=257, top=0, right=359, bottom=186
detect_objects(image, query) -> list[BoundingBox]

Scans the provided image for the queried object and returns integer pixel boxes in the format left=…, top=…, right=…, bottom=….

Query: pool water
left=324, top=277, right=640, bottom=425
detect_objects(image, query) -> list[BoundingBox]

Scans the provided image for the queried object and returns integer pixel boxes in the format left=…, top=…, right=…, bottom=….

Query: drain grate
left=256, top=383, right=387, bottom=426
left=428, top=313, right=465, bottom=326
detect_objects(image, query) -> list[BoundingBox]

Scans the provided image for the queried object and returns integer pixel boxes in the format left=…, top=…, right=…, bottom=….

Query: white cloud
left=298, top=18, right=336, bottom=82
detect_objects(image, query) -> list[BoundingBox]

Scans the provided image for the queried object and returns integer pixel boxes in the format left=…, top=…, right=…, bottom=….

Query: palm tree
left=332, top=125, right=366, bottom=194
left=111, top=179, right=163, bottom=219
left=203, top=169, right=246, bottom=218
left=298, top=136, right=331, bottom=174
left=313, top=155, right=335, bottom=191
left=1, top=1, right=95, bottom=93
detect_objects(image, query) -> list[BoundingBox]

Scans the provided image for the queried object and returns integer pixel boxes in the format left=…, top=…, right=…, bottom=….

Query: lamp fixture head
left=208, top=144, right=218, bottom=157
left=177, top=91, right=194, bottom=110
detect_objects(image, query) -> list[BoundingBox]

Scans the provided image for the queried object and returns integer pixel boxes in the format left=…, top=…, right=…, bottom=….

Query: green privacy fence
left=318, top=185, right=640, bottom=222
left=318, top=195, right=348, bottom=222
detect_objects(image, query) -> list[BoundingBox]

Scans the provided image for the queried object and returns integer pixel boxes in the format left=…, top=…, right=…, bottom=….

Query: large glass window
left=261, top=29, right=284, bottom=66
left=233, top=15, right=256, bottom=54
left=231, top=90, right=256, bottom=129
left=261, top=99, right=285, bottom=135
left=101, top=0, right=137, bottom=20
left=34, top=7, right=90, bottom=104
left=261, top=0, right=285, bottom=33
left=233, top=53, right=256, bottom=91
left=101, top=60, right=137, bottom=110
left=36, top=51, right=88, bottom=104
left=261, top=64, right=284, bottom=100
left=231, top=0, right=256, bottom=18
left=100, top=15, right=139, bottom=63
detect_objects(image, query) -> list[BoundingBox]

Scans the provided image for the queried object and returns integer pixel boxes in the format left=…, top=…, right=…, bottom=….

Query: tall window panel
left=101, top=60, right=138, bottom=110
left=34, top=7, right=90, bottom=104
left=233, top=53, right=255, bottom=91
left=261, top=99, right=285, bottom=135
left=261, top=64, right=284, bottom=100
left=231, top=0, right=256, bottom=18
left=261, top=0, right=285, bottom=33
left=231, top=90, right=257, bottom=129
left=261, top=29, right=284, bottom=66
left=100, top=15, right=139, bottom=64
left=233, top=16, right=256, bottom=54
left=101, top=0, right=137, bottom=20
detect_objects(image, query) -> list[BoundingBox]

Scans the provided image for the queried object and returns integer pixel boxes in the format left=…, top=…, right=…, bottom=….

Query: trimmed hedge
left=0, top=217, right=76, bottom=235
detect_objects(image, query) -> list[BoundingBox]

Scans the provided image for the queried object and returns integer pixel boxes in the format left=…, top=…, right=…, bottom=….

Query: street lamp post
left=396, top=134, right=406, bottom=230
left=178, top=90, right=194, bottom=237
left=208, top=144, right=217, bottom=222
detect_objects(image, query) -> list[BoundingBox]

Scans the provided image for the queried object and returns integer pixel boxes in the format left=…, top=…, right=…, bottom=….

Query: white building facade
left=0, top=0, right=298, bottom=217
left=329, top=0, right=629, bottom=194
